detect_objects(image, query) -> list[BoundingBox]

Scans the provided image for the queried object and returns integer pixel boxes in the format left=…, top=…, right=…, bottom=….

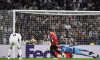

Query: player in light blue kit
left=58, top=45, right=99, bottom=58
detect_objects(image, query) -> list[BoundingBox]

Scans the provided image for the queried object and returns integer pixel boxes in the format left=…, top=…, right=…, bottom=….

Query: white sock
left=8, top=49, right=12, bottom=59
left=18, top=49, right=22, bottom=59
left=62, top=52, right=64, bottom=55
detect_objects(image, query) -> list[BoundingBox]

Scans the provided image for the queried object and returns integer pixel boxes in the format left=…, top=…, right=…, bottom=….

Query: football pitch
left=0, top=58, right=100, bottom=60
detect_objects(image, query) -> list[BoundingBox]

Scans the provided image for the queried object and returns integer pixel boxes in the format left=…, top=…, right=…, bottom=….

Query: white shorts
left=9, top=37, right=21, bottom=48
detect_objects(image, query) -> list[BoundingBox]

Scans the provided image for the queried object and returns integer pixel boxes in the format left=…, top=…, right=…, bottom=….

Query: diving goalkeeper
left=58, top=45, right=99, bottom=58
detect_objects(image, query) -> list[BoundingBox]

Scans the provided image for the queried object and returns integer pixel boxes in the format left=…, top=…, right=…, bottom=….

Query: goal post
left=13, top=10, right=100, bottom=16
left=13, top=10, right=16, bottom=33
left=12, top=10, right=100, bottom=58
left=13, top=10, right=100, bottom=44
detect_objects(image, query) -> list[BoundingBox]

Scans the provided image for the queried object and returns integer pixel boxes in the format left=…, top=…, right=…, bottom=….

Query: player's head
left=49, top=28, right=55, bottom=32
left=15, top=30, right=20, bottom=33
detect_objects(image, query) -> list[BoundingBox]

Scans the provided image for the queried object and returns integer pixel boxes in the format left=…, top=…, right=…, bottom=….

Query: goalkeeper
left=58, top=45, right=99, bottom=58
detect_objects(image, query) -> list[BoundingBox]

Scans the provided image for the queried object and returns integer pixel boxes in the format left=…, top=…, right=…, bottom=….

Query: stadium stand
left=0, top=0, right=100, bottom=11
left=0, top=0, right=100, bottom=45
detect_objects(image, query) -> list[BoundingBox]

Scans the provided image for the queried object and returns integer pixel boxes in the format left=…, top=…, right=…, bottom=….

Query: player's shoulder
left=50, top=32, right=55, bottom=35
left=16, top=33, right=21, bottom=36
left=11, top=33, right=21, bottom=36
left=15, top=33, right=20, bottom=35
left=50, top=32, right=53, bottom=34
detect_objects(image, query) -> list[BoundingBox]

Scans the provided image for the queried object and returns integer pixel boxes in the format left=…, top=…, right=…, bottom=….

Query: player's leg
left=74, top=48, right=96, bottom=58
left=58, top=49, right=64, bottom=52
left=74, top=49, right=91, bottom=56
left=17, top=47, right=22, bottom=60
left=54, top=49, right=62, bottom=54
left=16, top=41, right=22, bottom=60
left=80, top=53, right=97, bottom=58
left=57, top=49, right=65, bottom=58
left=50, top=45, right=57, bottom=58
left=82, top=49, right=89, bottom=52
left=76, top=47, right=94, bottom=55
left=8, top=42, right=13, bottom=60
left=82, top=49, right=94, bottom=55
left=54, top=46, right=62, bottom=55
left=76, top=48, right=88, bottom=52
left=82, top=49, right=99, bottom=58
left=74, top=48, right=88, bottom=56
left=54, top=46, right=65, bottom=58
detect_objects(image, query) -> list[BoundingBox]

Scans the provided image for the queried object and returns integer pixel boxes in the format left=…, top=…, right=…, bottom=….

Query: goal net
left=0, top=10, right=100, bottom=45
left=12, top=10, right=100, bottom=45
left=0, top=10, right=13, bottom=45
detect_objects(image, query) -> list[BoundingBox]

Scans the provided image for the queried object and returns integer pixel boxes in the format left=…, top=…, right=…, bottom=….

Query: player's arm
left=56, top=40, right=59, bottom=46
left=58, top=44, right=65, bottom=48
left=49, top=36, right=52, bottom=43
left=18, top=34, right=22, bottom=44
left=49, top=32, right=53, bottom=42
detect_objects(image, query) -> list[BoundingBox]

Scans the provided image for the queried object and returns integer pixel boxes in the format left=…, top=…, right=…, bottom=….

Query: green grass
left=0, top=58, right=100, bottom=60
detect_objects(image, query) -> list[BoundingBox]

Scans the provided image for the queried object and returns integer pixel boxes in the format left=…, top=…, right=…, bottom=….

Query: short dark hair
left=15, top=30, right=19, bottom=33
left=49, top=28, right=55, bottom=32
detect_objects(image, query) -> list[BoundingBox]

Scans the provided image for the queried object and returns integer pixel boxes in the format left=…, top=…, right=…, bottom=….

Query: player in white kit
left=8, top=33, right=22, bottom=60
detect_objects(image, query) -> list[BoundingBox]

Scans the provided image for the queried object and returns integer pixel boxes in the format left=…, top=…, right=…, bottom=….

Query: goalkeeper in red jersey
left=49, top=28, right=64, bottom=59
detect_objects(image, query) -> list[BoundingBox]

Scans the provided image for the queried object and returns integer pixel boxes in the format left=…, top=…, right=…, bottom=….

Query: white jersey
left=9, top=33, right=22, bottom=48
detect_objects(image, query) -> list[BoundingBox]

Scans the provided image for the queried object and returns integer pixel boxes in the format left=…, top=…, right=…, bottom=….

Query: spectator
left=2, top=33, right=7, bottom=44
left=30, top=35, right=37, bottom=45
left=43, top=34, right=50, bottom=45
left=21, top=36, right=28, bottom=45
left=26, top=35, right=37, bottom=45
left=89, top=28, right=98, bottom=43
left=0, top=0, right=99, bottom=11
left=59, top=31, right=66, bottom=44
left=64, top=20, right=71, bottom=30
left=67, top=35, right=77, bottom=46
left=88, top=0, right=93, bottom=8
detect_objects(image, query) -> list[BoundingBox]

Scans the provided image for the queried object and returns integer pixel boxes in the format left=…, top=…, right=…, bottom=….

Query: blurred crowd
left=15, top=13, right=100, bottom=45
left=1, top=10, right=100, bottom=45
left=0, top=0, right=100, bottom=45
left=0, top=0, right=100, bottom=11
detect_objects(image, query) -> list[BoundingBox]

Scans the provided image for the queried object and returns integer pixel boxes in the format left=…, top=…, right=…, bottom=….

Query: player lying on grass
left=58, top=45, right=99, bottom=58
left=8, top=32, right=22, bottom=60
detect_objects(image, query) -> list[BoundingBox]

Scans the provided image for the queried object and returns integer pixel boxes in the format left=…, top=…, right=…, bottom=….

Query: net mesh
left=0, top=10, right=100, bottom=45
left=0, top=10, right=13, bottom=44
left=15, top=11, right=100, bottom=45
